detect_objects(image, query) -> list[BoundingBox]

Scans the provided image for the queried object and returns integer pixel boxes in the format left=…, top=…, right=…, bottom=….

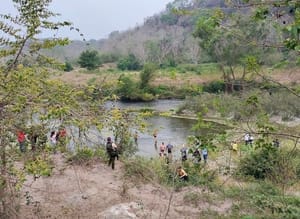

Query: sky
left=1, top=0, right=173, bottom=40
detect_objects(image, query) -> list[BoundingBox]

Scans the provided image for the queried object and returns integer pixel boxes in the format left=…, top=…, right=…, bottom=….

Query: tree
left=117, top=54, right=141, bottom=71
left=78, top=50, right=101, bottom=70
left=140, top=63, right=158, bottom=89
left=193, top=9, right=277, bottom=92
left=0, top=1, right=109, bottom=217
left=228, top=0, right=300, bottom=55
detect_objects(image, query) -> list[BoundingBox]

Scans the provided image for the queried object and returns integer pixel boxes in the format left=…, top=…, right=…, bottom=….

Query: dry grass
left=53, top=66, right=300, bottom=88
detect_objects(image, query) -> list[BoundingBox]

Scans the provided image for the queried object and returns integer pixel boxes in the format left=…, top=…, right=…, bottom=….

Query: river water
left=105, top=100, right=196, bottom=157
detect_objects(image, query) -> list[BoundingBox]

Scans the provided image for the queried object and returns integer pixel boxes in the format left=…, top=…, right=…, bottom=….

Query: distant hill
left=46, top=0, right=229, bottom=64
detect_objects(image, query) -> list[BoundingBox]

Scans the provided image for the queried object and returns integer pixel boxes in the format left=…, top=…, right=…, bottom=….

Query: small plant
left=68, top=147, right=95, bottom=165
left=25, top=156, right=53, bottom=178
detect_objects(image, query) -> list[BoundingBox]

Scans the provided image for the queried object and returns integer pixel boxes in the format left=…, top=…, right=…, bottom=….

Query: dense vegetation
left=1, top=0, right=299, bottom=218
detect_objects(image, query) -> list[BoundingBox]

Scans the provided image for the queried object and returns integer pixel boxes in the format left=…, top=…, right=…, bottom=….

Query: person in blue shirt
left=202, top=147, right=208, bottom=163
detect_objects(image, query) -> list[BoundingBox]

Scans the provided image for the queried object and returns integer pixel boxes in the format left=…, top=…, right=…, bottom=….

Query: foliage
left=160, top=12, right=179, bottom=25
left=123, top=156, right=218, bottom=190
left=224, top=181, right=300, bottom=219
left=78, top=50, right=101, bottom=70
left=25, top=156, right=53, bottom=178
left=67, top=147, right=106, bottom=165
left=108, top=107, right=146, bottom=156
left=140, top=63, right=158, bottom=89
left=0, top=0, right=113, bottom=217
left=117, top=54, right=142, bottom=71
left=99, top=53, right=120, bottom=63
left=203, top=81, right=225, bottom=93
left=241, top=0, right=300, bottom=55
left=116, top=74, right=155, bottom=101
left=64, top=61, right=74, bottom=72
left=116, top=75, right=140, bottom=100
left=180, top=88, right=300, bottom=120
left=237, top=147, right=300, bottom=190
left=123, top=156, right=173, bottom=184
left=193, top=8, right=279, bottom=92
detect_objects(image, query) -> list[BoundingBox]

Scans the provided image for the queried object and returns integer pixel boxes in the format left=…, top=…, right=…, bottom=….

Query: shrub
left=25, top=156, right=53, bottom=177
left=123, top=157, right=172, bottom=184
left=117, top=54, right=142, bottom=71
left=203, top=81, right=225, bottom=93
left=64, top=61, right=73, bottom=72
left=116, top=75, right=139, bottom=100
left=237, top=147, right=300, bottom=190
left=237, top=147, right=279, bottom=180
left=140, top=63, right=157, bottom=89
left=67, top=147, right=98, bottom=165
left=78, top=50, right=101, bottom=70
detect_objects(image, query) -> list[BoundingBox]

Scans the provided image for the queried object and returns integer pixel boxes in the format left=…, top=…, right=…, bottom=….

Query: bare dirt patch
left=20, top=154, right=233, bottom=218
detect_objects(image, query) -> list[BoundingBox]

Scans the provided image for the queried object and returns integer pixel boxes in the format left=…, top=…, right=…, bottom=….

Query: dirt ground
left=20, top=154, right=232, bottom=219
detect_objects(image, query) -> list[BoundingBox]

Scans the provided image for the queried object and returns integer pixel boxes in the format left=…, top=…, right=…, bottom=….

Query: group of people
left=16, top=126, right=67, bottom=153
left=181, top=145, right=208, bottom=164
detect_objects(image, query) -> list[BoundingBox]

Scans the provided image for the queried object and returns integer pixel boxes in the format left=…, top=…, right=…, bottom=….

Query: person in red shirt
left=17, top=130, right=26, bottom=152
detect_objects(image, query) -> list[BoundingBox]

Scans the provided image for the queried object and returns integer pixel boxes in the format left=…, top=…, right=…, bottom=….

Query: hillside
left=45, top=0, right=229, bottom=62
left=20, top=153, right=233, bottom=218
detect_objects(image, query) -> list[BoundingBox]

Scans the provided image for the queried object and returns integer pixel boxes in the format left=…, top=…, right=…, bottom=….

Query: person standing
left=17, top=130, right=26, bottom=153
left=180, top=144, right=188, bottom=162
left=106, top=137, right=118, bottom=170
left=192, top=148, right=202, bottom=163
left=166, top=143, right=174, bottom=163
left=153, top=130, right=158, bottom=150
left=159, top=142, right=166, bottom=157
left=202, top=147, right=208, bottom=164
left=50, top=131, right=58, bottom=153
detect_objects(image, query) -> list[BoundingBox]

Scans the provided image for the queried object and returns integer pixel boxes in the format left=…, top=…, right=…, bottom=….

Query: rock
left=98, top=202, right=139, bottom=219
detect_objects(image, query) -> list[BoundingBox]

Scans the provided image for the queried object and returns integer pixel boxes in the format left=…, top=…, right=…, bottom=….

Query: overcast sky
left=1, top=0, right=173, bottom=40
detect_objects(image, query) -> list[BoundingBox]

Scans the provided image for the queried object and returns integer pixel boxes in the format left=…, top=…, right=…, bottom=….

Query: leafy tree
left=116, top=75, right=140, bottom=100
left=78, top=50, right=101, bottom=70
left=193, top=9, right=275, bottom=92
left=228, top=0, right=300, bottom=56
left=140, top=63, right=158, bottom=89
left=117, top=54, right=142, bottom=71
left=0, top=1, right=114, bottom=217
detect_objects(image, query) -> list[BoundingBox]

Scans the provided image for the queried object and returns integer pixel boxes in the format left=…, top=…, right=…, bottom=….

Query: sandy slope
left=20, top=153, right=232, bottom=219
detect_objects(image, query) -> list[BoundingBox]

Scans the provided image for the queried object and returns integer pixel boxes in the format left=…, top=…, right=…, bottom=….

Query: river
left=104, top=100, right=196, bottom=157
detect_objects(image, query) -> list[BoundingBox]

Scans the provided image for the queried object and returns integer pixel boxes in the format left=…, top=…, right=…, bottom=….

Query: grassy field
left=54, top=63, right=300, bottom=89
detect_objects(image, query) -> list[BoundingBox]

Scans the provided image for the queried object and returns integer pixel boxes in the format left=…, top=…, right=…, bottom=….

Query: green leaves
left=78, top=50, right=101, bottom=70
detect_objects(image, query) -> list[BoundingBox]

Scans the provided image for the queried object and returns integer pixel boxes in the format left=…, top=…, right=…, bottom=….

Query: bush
left=78, top=50, right=101, bottom=70
left=116, top=75, right=140, bottom=100
left=140, top=63, right=157, bottom=89
left=237, top=147, right=300, bottom=189
left=67, top=147, right=103, bottom=165
left=25, top=156, right=53, bottom=177
left=64, top=61, right=73, bottom=72
left=99, top=53, right=120, bottom=63
left=237, top=147, right=279, bottom=180
left=203, top=81, right=225, bottom=93
left=123, top=157, right=172, bottom=184
left=117, top=54, right=142, bottom=71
